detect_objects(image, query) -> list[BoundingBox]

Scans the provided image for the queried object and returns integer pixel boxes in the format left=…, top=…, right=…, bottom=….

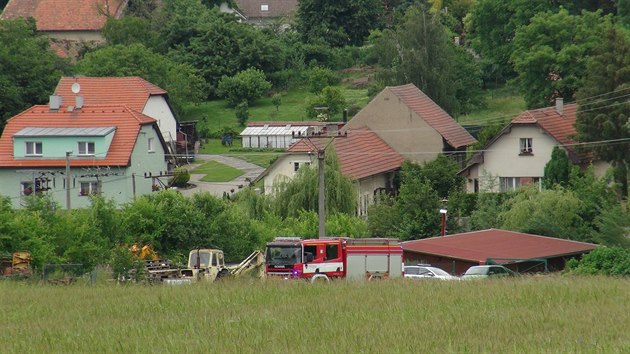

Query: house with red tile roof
left=255, top=127, right=405, bottom=216
left=220, top=0, right=297, bottom=26
left=343, top=83, right=477, bottom=168
left=459, top=99, right=610, bottom=193
left=1, top=0, right=127, bottom=57
left=54, top=77, right=179, bottom=152
left=0, top=100, right=169, bottom=209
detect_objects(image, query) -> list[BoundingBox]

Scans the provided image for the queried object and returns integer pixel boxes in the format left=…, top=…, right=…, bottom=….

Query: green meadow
left=2, top=276, right=629, bottom=353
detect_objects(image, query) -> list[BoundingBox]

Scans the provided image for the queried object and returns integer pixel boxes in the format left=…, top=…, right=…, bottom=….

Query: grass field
left=2, top=276, right=629, bottom=353
left=458, top=85, right=526, bottom=126
left=190, top=160, right=244, bottom=182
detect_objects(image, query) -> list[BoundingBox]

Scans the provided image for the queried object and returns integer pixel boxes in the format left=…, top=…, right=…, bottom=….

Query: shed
left=239, top=121, right=326, bottom=149
left=402, top=229, right=597, bottom=275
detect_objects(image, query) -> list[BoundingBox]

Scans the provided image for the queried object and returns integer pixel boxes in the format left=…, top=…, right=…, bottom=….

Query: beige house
left=459, top=100, right=609, bottom=193
left=1, top=0, right=127, bottom=57
left=255, top=128, right=405, bottom=216
left=344, top=83, right=476, bottom=167
left=220, top=0, right=297, bottom=26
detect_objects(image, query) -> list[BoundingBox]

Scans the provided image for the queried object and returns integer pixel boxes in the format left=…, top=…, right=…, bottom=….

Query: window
left=261, top=4, right=269, bottom=11
left=78, top=141, right=95, bottom=156
left=499, top=177, right=521, bottom=192
left=520, top=138, right=533, bottom=154
left=22, top=178, right=51, bottom=195
left=25, top=142, right=42, bottom=156
left=79, top=181, right=100, bottom=196
left=325, top=244, right=339, bottom=260
left=294, top=162, right=300, bottom=172
left=148, top=137, right=155, bottom=152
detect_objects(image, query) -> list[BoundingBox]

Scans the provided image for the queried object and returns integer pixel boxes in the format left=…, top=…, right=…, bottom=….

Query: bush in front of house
left=169, top=167, right=190, bottom=188
left=565, top=246, right=630, bottom=276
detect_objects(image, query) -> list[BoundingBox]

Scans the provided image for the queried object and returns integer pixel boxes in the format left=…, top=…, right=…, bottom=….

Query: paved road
left=178, top=154, right=265, bottom=198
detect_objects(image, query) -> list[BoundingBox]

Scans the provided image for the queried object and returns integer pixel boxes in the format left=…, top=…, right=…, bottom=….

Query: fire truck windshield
left=265, top=246, right=302, bottom=266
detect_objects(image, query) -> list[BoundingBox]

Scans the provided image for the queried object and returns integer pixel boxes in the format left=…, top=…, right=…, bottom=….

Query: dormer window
left=520, top=138, right=533, bottom=155
left=78, top=141, right=95, bottom=156
left=261, top=4, right=269, bottom=11
left=25, top=141, right=42, bottom=156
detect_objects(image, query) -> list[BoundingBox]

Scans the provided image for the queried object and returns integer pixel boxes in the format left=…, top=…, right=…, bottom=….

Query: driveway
left=178, top=154, right=265, bottom=198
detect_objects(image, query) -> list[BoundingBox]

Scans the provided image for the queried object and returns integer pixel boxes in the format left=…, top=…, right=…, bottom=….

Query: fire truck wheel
left=310, top=274, right=329, bottom=284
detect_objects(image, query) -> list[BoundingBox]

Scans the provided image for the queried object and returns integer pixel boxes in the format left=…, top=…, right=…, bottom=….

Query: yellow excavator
left=129, top=244, right=159, bottom=261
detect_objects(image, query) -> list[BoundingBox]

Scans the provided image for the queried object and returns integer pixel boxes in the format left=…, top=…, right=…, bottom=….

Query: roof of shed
left=240, top=125, right=310, bottom=137
left=1, top=0, right=126, bottom=31
left=402, top=229, right=597, bottom=263
left=387, top=84, right=476, bottom=149
left=234, top=0, right=298, bottom=19
left=54, top=77, right=167, bottom=113
left=0, top=104, right=156, bottom=168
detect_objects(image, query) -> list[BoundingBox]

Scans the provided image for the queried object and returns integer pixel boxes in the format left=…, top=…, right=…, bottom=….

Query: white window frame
left=78, top=141, right=95, bottom=156
left=148, top=137, right=155, bottom=153
left=261, top=4, right=269, bottom=11
left=79, top=181, right=100, bottom=196
left=500, top=177, right=521, bottom=192
left=520, top=138, right=533, bottom=154
left=25, top=141, right=43, bottom=156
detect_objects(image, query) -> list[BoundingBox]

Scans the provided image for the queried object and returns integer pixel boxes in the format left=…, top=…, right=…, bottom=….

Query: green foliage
left=235, top=100, right=249, bottom=127
left=75, top=43, right=204, bottom=116
left=125, top=0, right=160, bottom=19
left=169, top=167, right=190, bottom=188
left=102, top=16, right=159, bottom=48
left=326, top=213, right=369, bottom=237
left=271, top=94, right=282, bottom=111
left=374, top=5, right=483, bottom=117
left=591, top=204, right=630, bottom=248
left=470, top=192, right=507, bottom=230
left=367, top=196, right=399, bottom=237
left=543, top=147, right=571, bottom=188
left=510, top=9, right=612, bottom=108
left=468, top=123, right=503, bottom=155
left=307, top=67, right=339, bottom=93
left=305, top=86, right=347, bottom=120
left=0, top=19, right=69, bottom=128
left=565, top=246, right=630, bottom=276
left=402, top=156, right=466, bottom=199
left=297, top=0, right=384, bottom=47
left=217, top=68, right=272, bottom=107
left=575, top=28, right=630, bottom=198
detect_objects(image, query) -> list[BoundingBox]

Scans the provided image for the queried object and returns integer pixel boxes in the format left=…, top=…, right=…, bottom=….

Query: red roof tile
left=388, top=84, right=476, bottom=149
left=287, top=128, right=405, bottom=180
left=0, top=104, right=156, bottom=168
left=55, top=77, right=167, bottom=113
left=234, top=0, right=298, bottom=19
left=1, top=0, right=125, bottom=31
left=511, top=103, right=578, bottom=153
left=402, top=229, right=597, bottom=263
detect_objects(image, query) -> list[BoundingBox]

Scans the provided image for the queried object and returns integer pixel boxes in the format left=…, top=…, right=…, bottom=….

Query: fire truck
left=265, top=237, right=403, bottom=281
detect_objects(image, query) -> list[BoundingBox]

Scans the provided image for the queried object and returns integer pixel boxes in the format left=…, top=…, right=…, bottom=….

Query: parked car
left=403, top=265, right=460, bottom=281
left=461, top=265, right=517, bottom=279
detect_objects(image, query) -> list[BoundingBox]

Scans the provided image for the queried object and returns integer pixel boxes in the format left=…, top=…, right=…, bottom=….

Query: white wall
left=263, top=153, right=314, bottom=194
left=143, top=96, right=178, bottom=145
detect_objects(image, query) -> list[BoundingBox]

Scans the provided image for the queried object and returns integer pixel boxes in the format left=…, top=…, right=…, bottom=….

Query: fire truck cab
left=265, top=237, right=403, bottom=281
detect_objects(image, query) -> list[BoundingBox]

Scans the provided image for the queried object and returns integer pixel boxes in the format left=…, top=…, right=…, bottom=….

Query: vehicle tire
left=216, top=269, right=229, bottom=280
left=310, top=274, right=330, bottom=284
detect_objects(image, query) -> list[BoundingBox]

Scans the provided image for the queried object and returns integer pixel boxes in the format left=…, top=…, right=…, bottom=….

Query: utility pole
left=65, top=151, right=72, bottom=209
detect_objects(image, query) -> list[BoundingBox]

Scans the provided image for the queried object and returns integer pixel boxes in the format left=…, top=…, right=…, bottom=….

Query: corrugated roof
left=234, top=0, right=298, bottom=19
left=402, top=229, right=597, bottom=263
left=1, top=0, right=126, bottom=31
left=240, top=125, right=309, bottom=136
left=387, top=84, right=476, bottom=149
left=0, top=105, right=156, bottom=168
left=286, top=128, right=405, bottom=180
left=54, top=77, right=167, bottom=113
left=247, top=121, right=327, bottom=127
left=14, top=127, right=115, bottom=137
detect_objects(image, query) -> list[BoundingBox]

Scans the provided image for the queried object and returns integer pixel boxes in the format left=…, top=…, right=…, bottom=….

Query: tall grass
left=2, top=276, right=629, bottom=353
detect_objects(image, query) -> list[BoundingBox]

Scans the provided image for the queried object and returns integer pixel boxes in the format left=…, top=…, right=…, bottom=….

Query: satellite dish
left=71, top=82, right=81, bottom=94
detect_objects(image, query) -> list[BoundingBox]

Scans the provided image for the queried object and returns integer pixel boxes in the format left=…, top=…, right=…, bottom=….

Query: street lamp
left=439, top=198, right=448, bottom=236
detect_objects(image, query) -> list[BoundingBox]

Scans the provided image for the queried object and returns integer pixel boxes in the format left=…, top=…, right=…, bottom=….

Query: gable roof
left=461, top=103, right=580, bottom=173
left=233, top=0, right=298, bottom=19
left=0, top=104, right=158, bottom=168
left=279, top=127, right=405, bottom=180
left=54, top=77, right=167, bottom=113
left=1, top=0, right=126, bottom=31
left=387, top=84, right=476, bottom=149
left=402, top=228, right=597, bottom=263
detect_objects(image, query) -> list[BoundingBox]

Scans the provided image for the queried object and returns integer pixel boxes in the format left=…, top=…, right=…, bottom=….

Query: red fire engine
left=264, top=237, right=403, bottom=281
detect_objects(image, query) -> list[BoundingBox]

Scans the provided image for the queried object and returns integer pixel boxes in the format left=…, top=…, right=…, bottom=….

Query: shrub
left=169, top=167, right=190, bottom=188
left=307, top=67, right=339, bottom=93
left=235, top=100, right=249, bottom=126
left=565, top=246, right=630, bottom=276
left=217, top=68, right=272, bottom=107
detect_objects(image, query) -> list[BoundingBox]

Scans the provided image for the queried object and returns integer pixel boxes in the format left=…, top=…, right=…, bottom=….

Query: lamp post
left=439, top=198, right=448, bottom=236
left=65, top=151, right=72, bottom=209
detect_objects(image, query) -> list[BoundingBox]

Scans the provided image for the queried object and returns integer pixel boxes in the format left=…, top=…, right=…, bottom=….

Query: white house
left=459, top=100, right=609, bottom=193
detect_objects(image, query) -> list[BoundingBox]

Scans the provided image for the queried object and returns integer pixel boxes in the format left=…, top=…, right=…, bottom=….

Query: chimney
left=49, top=95, right=62, bottom=111
left=342, top=109, right=348, bottom=123
left=555, top=97, right=564, bottom=116
left=75, top=96, right=84, bottom=109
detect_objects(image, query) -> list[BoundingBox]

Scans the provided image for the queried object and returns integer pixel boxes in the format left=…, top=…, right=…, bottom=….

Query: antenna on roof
left=71, top=82, right=81, bottom=94
left=71, top=82, right=83, bottom=109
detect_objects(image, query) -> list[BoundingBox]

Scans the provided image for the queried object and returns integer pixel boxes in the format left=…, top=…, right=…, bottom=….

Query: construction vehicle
left=265, top=237, right=403, bottom=282
left=160, top=249, right=264, bottom=285
left=1, top=251, right=32, bottom=279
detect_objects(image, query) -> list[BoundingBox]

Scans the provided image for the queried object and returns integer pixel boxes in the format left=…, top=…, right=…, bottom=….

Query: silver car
left=403, top=265, right=459, bottom=281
